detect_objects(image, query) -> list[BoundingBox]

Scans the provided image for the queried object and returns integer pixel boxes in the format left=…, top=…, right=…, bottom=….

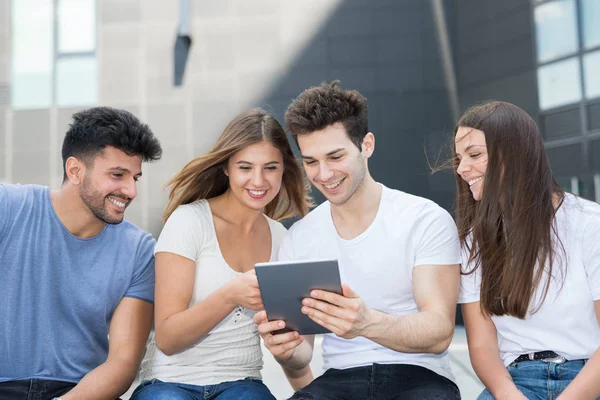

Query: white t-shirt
left=279, top=184, right=461, bottom=382
left=140, top=199, right=287, bottom=385
left=458, top=193, right=600, bottom=366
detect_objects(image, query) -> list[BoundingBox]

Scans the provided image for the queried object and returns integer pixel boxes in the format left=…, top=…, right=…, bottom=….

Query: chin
left=245, top=198, right=273, bottom=210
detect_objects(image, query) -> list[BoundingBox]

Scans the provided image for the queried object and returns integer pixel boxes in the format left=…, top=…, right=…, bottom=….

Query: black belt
left=514, top=351, right=566, bottom=364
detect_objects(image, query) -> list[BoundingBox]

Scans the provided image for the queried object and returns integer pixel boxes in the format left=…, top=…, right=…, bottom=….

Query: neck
left=211, top=190, right=265, bottom=233
left=330, top=174, right=381, bottom=224
left=51, top=186, right=106, bottom=238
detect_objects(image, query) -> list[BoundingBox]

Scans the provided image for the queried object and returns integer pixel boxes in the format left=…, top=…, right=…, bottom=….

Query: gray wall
left=5, top=0, right=579, bottom=235
left=257, top=0, right=455, bottom=210
left=2, top=0, right=459, bottom=236
left=453, top=0, right=538, bottom=119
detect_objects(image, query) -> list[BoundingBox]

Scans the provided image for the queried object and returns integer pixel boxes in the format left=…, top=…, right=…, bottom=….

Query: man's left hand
left=301, top=283, right=374, bottom=339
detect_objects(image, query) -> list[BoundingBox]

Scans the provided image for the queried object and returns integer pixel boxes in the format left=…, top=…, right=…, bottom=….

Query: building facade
left=1, top=0, right=599, bottom=238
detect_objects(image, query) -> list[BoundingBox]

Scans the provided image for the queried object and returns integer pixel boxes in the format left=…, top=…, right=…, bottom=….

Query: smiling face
left=78, top=146, right=142, bottom=224
left=297, top=123, right=372, bottom=206
left=455, top=126, right=488, bottom=201
left=225, top=140, right=284, bottom=211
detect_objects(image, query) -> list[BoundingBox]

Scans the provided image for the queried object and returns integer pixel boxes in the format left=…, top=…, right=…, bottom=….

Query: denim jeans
left=130, top=378, right=276, bottom=400
left=477, top=359, right=598, bottom=400
left=0, top=379, right=76, bottom=400
left=290, top=363, right=461, bottom=400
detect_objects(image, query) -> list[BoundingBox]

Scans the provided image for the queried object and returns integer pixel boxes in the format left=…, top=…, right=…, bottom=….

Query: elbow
left=155, top=331, right=179, bottom=356
left=430, top=336, right=453, bottom=355
left=430, top=325, right=455, bottom=355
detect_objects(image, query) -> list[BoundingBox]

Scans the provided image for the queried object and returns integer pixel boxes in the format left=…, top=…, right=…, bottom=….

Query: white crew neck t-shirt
left=278, top=184, right=461, bottom=382
left=458, top=193, right=600, bottom=366
left=140, top=199, right=287, bottom=386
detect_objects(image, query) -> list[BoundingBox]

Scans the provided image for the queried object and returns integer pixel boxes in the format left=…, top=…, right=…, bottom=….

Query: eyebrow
left=463, top=144, right=486, bottom=152
left=108, top=166, right=142, bottom=177
left=301, top=148, right=346, bottom=160
left=235, top=160, right=281, bottom=165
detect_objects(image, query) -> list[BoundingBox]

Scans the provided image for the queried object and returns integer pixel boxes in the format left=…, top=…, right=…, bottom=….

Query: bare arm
left=154, top=252, right=262, bottom=355
left=301, top=264, right=460, bottom=354
left=363, top=264, right=460, bottom=353
left=61, top=297, right=153, bottom=400
left=557, top=300, right=600, bottom=400
left=254, top=311, right=315, bottom=388
left=283, top=365, right=314, bottom=391
left=462, top=302, right=526, bottom=400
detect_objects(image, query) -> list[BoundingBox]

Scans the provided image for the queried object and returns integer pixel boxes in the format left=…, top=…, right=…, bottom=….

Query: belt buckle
left=542, top=355, right=566, bottom=364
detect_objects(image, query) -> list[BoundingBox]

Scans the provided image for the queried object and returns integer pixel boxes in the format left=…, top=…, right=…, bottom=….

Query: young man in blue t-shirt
left=0, top=107, right=162, bottom=400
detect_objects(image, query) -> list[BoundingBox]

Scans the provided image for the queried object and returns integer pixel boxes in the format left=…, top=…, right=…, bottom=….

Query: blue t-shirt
left=0, top=183, right=155, bottom=383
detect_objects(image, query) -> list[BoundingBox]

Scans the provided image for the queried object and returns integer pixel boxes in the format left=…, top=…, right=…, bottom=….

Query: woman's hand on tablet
left=225, top=269, right=264, bottom=311
left=254, top=311, right=304, bottom=361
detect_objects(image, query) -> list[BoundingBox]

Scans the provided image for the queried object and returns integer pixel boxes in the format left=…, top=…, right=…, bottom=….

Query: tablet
left=255, top=259, right=342, bottom=335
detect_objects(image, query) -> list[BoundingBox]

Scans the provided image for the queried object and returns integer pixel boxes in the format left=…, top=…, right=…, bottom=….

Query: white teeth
left=324, top=180, right=342, bottom=189
left=249, top=190, right=266, bottom=196
left=468, top=177, right=483, bottom=186
left=108, top=197, right=126, bottom=208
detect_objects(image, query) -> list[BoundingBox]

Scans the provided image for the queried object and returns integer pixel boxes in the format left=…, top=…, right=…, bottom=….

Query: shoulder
left=286, top=201, right=330, bottom=237
left=170, top=199, right=211, bottom=221
left=382, top=185, right=452, bottom=221
left=112, top=219, right=156, bottom=250
left=561, top=194, right=600, bottom=239
left=561, top=193, right=600, bottom=218
left=558, top=194, right=600, bottom=233
left=164, top=199, right=213, bottom=231
left=1, top=183, right=46, bottom=204
left=266, top=217, right=287, bottom=239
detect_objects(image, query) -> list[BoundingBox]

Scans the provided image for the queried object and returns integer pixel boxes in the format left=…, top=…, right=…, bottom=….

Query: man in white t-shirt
left=254, top=81, right=462, bottom=399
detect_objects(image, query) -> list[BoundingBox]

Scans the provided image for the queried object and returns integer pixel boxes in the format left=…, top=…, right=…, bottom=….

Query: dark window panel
left=541, top=107, right=581, bottom=140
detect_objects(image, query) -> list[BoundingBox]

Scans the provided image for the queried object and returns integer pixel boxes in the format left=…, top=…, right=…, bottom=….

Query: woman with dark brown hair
left=130, top=108, right=312, bottom=399
left=454, top=101, right=600, bottom=400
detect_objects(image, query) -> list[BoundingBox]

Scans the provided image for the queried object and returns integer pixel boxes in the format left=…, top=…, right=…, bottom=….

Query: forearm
left=156, top=285, right=236, bottom=355
left=559, top=346, right=600, bottom=399
left=363, top=308, right=454, bottom=354
left=61, top=358, right=138, bottom=400
left=470, top=348, right=522, bottom=400
left=283, top=365, right=314, bottom=390
left=276, top=339, right=314, bottom=370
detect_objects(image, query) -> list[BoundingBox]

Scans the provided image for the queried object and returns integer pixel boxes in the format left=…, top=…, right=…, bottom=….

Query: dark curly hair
left=284, top=81, right=368, bottom=149
left=61, top=107, right=162, bottom=181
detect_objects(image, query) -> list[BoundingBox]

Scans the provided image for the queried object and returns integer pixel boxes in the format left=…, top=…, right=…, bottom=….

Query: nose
left=251, top=168, right=265, bottom=187
left=317, top=163, right=334, bottom=182
left=456, top=158, right=470, bottom=177
left=122, top=177, right=137, bottom=200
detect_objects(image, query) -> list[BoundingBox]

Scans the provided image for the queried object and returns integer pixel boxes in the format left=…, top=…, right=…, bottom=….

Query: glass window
left=11, top=0, right=53, bottom=109
left=583, top=50, right=600, bottom=100
left=535, top=0, right=578, bottom=63
left=58, top=0, right=96, bottom=53
left=582, top=0, right=600, bottom=49
left=56, top=57, right=97, bottom=107
left=537, top=57, right=582, bottom=110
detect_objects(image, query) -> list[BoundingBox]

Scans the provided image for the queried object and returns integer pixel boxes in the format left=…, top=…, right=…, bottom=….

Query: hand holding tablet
left=254, top=259, right=342, bottom=335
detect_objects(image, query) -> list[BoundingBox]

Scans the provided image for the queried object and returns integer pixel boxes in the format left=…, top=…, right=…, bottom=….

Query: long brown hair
left=453, top=101, right=564, bottom=318
left=163, top=108, right=312, bottom=222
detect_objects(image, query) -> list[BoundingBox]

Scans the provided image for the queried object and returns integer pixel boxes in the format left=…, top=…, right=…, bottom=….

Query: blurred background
left=2, top=0, right=600, bottom=235
left=3, top=1, right=600, bottom=397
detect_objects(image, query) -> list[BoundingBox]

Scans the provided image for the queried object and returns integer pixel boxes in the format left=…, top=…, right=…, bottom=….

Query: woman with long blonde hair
left=131, top=108, right=312, bottom=399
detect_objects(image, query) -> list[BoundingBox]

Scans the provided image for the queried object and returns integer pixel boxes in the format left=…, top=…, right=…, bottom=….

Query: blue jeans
left=477, top=359, right=598, bottom=400
left=130, top=378, right=276, bottom=400
left=0, top=379, right=76, bottom=399
left=290, top=363, right=461, bottom=400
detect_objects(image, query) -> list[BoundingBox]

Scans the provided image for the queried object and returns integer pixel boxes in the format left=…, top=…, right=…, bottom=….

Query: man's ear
left=65, top=157, right=85, bottom=186
left=361, top=132, right=375, bottom=158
